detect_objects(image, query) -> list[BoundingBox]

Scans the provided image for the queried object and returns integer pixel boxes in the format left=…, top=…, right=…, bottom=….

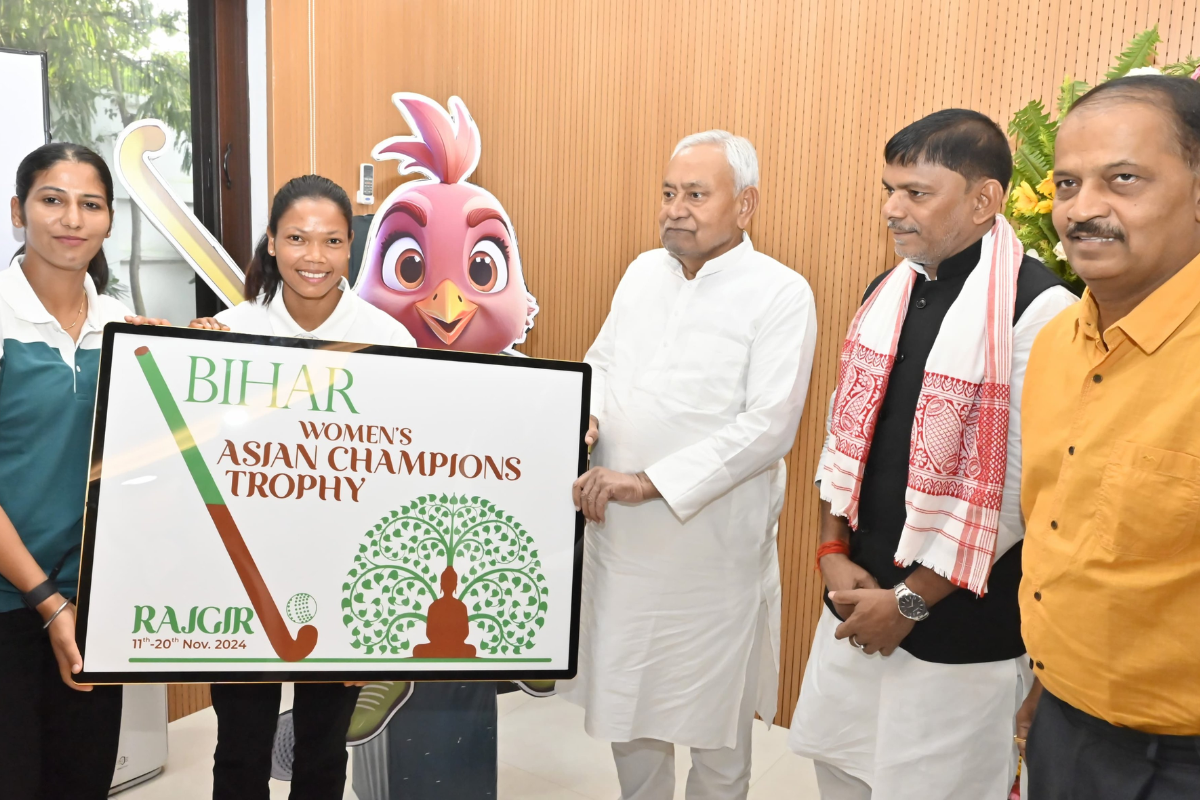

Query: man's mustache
left=887, top=221, right=919, bottom=235
left=1066, top=220, right=1126, bottom=241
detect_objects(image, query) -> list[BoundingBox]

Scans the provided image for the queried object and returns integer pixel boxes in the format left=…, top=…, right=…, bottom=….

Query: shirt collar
left=4, top=254, right=102, bottom=328
left=1072, top=291, right=1099, bottom=344
left=912, top=236, right=983, bottom=282
left=266, top=277, right=358, bottom=339
left=1073, top=251, right=1200, bottom=354
left=666, top=231, right=753, bottom=278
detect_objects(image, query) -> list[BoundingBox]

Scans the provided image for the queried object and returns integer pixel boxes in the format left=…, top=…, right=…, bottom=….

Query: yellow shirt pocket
left=1094, top=442, right=1200, bottom=558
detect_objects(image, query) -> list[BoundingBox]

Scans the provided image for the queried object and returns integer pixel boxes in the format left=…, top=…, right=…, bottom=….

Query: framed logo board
left=75, top=324, right=588, bottom=683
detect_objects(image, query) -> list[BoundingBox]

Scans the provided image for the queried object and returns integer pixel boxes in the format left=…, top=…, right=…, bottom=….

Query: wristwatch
left=894, top=582, right=930, bottom=622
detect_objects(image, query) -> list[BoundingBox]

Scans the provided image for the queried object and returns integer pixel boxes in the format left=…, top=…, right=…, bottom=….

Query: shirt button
left=897, top=353, right=906, bottom=363
left=1035, top=661, right=1045, bottom=670
left=1093, top=374, right=1103, bottom=383
left=1034, top=591, right=1042, bottom=601
left=76, top=365, right=81, bottom=372
left=915, top=298, right=928, bottom=309
left=1050, top=520, right=1058, bottom=530
left=1068, top=446, right=1075, bottom=455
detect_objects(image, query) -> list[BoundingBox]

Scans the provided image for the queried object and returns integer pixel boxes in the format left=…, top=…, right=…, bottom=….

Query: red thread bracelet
left=815, top=540, right=851, bottom=571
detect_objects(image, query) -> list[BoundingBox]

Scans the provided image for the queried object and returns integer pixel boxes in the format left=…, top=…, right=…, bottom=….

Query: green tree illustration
left=343, top=493, right=549, bottom=656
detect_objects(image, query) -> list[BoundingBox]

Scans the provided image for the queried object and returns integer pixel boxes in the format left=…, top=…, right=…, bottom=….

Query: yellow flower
left=1036, top=171, right=1055, bottom=198
left=1035, top=198, right=1053, bottom=215
left=1011, top=181, right=1039, bottom=216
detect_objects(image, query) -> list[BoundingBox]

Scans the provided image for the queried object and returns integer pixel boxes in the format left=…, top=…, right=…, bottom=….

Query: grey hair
left=672, top=129, right=760, bottom=193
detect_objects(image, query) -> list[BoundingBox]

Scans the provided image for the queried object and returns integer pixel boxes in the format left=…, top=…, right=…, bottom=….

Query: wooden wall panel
left=264, top=0, right=1200, bottom=726
left=167, top=683, right=212, bottom=723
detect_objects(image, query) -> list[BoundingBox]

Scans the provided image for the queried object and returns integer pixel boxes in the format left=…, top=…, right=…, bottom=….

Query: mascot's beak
left=415, top=279, right=479, bottom=345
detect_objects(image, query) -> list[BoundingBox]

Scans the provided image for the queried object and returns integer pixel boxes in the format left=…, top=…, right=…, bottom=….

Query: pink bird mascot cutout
left=355, top=93, right=538, bottom=353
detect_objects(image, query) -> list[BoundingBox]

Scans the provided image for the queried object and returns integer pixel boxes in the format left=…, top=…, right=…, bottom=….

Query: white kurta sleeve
left=644, top=281, right=818, bottom=522
left=582, top=279, right=624, bottom=424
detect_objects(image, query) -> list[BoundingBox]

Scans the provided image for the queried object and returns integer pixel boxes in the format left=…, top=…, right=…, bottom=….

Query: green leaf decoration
left=1056, top=77, right=1090, bottom=117
left=1104, top=26, right=1160, bottom=82
left=1007, top=98, right=1050, bottom=142
left=342, top=492, right=550, bottom=656
left=1163, top=56, right=1200, bottom=77
left=1003, top=27, right=1178, bottom=296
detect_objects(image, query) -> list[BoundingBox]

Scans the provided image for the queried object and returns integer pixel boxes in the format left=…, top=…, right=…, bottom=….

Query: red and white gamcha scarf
left=819, top=215, right=1021, bottom=596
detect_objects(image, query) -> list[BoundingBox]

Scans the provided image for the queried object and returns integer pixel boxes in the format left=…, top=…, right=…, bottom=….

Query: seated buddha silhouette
left=414, top=565, right=476, bottom=658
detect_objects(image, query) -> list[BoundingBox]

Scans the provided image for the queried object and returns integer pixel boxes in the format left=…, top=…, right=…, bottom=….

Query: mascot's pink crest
left=356, top=94, right=538, bottom=354
left=376, top=95, right=480, bottom=185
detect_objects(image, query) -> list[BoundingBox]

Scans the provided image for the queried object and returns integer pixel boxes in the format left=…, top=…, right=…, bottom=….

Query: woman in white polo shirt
left=0, top=143, right=167, bottom=799
left=190, top=174, right=415, bottom=800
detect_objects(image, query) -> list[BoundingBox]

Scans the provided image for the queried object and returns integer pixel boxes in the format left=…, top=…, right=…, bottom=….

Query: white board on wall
left=0, top=48, right=51, bottom=271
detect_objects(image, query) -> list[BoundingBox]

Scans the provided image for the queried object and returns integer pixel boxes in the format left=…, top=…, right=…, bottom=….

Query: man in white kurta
left=560, top=131, right=818, bottom=800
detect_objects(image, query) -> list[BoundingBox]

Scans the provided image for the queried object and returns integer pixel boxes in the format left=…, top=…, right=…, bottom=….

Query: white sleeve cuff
left=644, top=441, right=733, bottom=523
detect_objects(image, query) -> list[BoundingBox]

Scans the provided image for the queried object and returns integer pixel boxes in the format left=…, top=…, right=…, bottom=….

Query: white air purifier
left=109, top=684, right=168, bottom=795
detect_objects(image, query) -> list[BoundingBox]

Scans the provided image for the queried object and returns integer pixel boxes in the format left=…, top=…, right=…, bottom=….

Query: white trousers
left=611, top=700, right=754, bottom=800
left=813, top=762, right=872, bottom=800
left=789, top=607, right=1031, bottom=800
left=611, top=619, right=760, bottom=800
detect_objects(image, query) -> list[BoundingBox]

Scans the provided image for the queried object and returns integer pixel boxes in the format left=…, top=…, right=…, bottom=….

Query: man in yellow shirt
left=1019, top=74, right=1200, bottom=798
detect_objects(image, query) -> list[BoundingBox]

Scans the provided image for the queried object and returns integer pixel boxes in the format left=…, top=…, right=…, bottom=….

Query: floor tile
left=497, top=697, right=620, bottom=800
left=748, top=720, right=792, bottom=785
left=115, top=690, right=800, bottom=800
left=748, top=752, right=820, bottom=799
left=498, top=688, right=534, bottom=718
left=498, top=698, right=790, bottom=800
left=499, top=762, right=596, bottom=800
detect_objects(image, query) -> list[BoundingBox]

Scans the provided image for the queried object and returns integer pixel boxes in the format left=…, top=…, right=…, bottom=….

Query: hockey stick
left=134, top=346, right=318, bottom=662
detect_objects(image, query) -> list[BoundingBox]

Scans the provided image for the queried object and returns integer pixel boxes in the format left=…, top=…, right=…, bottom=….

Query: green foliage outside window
left=0, top=1, right=191, bottom=312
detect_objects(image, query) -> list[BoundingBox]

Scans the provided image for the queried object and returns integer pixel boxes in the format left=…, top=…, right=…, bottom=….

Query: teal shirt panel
left=0, top=339, right=100, bottom=611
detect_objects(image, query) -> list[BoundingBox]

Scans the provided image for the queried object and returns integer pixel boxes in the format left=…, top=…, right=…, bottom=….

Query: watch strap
left=22, top=579, right=59, bottom=611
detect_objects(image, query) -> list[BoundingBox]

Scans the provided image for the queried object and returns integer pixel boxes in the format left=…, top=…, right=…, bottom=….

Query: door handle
left=222, top=143, right=232, bottom=190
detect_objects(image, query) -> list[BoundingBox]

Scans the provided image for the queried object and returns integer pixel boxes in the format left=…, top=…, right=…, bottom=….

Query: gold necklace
left=63, top=294, right=87, bottom=330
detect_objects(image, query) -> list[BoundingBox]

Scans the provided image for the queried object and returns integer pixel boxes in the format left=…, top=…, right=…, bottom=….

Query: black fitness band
left=21, top=579, right=58, bottom=611
left=20, top=544, right=81, bottom=610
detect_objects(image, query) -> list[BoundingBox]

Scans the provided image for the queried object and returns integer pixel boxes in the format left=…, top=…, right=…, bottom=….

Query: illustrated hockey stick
left=115, top=121, right=246, bottom=308
left=134, top=346, right=318, bottom=662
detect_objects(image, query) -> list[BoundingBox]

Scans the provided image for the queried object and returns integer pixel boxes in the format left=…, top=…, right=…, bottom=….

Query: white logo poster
left=77, top=325, right=588, bottom=683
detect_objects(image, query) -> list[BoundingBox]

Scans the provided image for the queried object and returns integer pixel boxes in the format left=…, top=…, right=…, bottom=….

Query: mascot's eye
left=467, top=238, right=509, bottom=293
left=381, top=236, right=425, bottom=291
